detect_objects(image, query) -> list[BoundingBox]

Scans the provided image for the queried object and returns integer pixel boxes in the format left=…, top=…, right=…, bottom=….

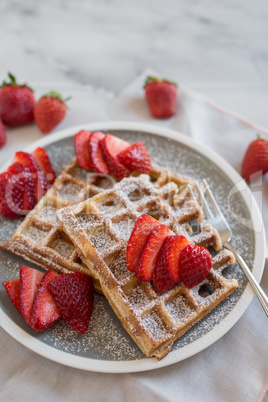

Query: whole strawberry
left=241, top=136, right=268, bottom=181
left=0, top=73, right=35, bottom=127
left=0, top=118, right=7, bottom=148
left=144, top=76, right=178, bottom=118
left=34, top=91, right=69, bottom=134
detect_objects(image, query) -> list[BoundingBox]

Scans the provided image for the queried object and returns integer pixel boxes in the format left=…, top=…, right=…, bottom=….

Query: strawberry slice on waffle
left=100, top=134, right=130, bottom=180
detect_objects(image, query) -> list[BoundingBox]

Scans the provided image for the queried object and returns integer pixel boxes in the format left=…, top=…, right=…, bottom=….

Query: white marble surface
left=0, top=0, right=268, bottom=125
left=0, top=1, right=268, bottom=402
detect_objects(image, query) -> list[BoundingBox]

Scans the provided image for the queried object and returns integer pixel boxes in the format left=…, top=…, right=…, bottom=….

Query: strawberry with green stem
left=144, top=76, right=178, bottom=118
left=0, top=72, right=35, bottom=127
left=34, top=91, right=70, bottom=134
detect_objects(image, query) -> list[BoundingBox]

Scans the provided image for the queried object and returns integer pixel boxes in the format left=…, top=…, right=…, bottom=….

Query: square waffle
left=0, top=158, right=119, bottom=292
left=57, top=174, right=238, bottom=359
left=0, top=158, right=206, bottom=294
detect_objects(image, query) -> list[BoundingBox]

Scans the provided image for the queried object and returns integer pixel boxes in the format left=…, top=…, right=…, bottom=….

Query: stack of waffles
left=0, top=158, right=238, bottom=359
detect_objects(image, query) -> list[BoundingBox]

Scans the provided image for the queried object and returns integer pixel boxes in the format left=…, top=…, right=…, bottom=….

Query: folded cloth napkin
left=0, top=70, right=267, bottom=402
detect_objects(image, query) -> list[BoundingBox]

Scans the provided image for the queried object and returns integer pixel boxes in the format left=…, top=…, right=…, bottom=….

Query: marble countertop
left=0, top=2, right=267, bottom=402
left=1, top=0, right=268, bottom=126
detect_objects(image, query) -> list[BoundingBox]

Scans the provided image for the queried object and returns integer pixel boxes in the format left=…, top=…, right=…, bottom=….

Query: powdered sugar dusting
left=88, top=230, right=117, bottom=253
left=52, top=238, right=75, bottom=258
left=125, top=284, right=151, bottom=310
left=142, top=311, right=167, bottom=339
left=0, top=130, right=256, bottom=362
left=166, top=296, right=195, bottom=323
left=107, top=249, right=133, bottom=282
left=37, top=204, right=58, bottom=222
left=23, top=225, right=48, bottom=244
left=56, top=181, right=83, bottom=203
left=113, top=218, right=135, bottom=240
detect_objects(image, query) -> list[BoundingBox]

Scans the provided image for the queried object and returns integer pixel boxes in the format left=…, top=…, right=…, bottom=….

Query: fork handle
left=224, top=242, right=268, bottom=317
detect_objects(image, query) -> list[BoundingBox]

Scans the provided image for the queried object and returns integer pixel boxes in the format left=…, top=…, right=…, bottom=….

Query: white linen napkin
left=0, top=70, right=267, bottom=402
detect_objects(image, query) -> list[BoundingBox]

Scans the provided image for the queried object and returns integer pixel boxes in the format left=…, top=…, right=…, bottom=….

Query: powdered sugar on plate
left=0, top=129, right=254, bottom=362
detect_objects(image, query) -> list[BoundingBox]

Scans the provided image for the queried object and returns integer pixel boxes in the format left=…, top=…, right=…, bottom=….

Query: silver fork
left=195, top=179, right=268, bottom=317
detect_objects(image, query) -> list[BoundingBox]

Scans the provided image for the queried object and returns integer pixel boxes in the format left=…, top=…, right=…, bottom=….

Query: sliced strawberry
left=0, top=118, right=7, bottom=149
left=32, top=147, right=56, bottom=185
left=153, top=235, right=189, bottom=293
left=135, top=224, right=173, bottom=281
left=100, top=134, right=130, bottom=180
left=2, top=278, right=21, bottom=314
left=179, top=244, right=212, bottom=288
left=118, top=142, right=152, bottom=174
left=127, top=214, right=160, bottom=272
left=0, top=171, right=20, bottom=219
left=88, top=131, right=110, bottom=175
left=13, top=151, right=50, bottom=201
left=20, top=265, right=44, bottom=325
left=74, top=130, right=92, bottom=170
left=0, top=162, right=36, bottom=218
left=48, top=272, right=94, bottom=334
left=30, top=270, right=60, bottom=331
left=7, top=162, right=36, bottom=213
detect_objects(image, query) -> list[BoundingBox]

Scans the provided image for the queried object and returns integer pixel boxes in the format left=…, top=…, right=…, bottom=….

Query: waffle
left=0, top=158, right=203, bottom=293
left=0, top=158, right=120, bottom=293
left=57, top=174, right=238, bottom=360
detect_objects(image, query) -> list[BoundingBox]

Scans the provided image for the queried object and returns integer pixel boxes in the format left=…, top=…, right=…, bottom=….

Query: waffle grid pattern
left=1, top=159, right=208, bottom=292
left=57, top=174, right=238, bottom=359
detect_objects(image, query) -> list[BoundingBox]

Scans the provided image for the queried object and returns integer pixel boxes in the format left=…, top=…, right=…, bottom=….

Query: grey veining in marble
left=0, top=0, right=268, bottom=124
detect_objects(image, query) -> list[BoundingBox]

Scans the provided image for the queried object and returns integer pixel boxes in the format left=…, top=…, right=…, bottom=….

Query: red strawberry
left=127, top=214, right=160, bottom=272
left=118, top=142, right=152, bottom=174
left=241, top=136, right=268, bottom=181
left=0, top=162, right=36, bottom=218
left=179, top=244, right=212, bottom=288
left=20, top=265, right=44, bottom=325
left=74, top=130, right=92, bottom=170
left=30, top=270, right=60, bottom=331
left=0, top=72, right=35, bottom=127
left=144, top=76, right=178, bottom=118
left=32, top=147, right=56, bottom=185
left=7, top=162, right=36, bottom=213
left=153, top=235, right=189, bottom=293
left=48, top=272, right=94, bottom=334
left=2, top=278, right=21, bottom=314
left=34, top=91, right=69, bottom=134
left=13, top=151, right=49, bottom=201
left=0, top=118, right=7, bottom=148
left=0, top=171, right=20, bottom=219
left=135, top=224, right=173, bottom=281
left=100, top=134, right=130, bottom=180
left=88, top=131, right=110, bottom=175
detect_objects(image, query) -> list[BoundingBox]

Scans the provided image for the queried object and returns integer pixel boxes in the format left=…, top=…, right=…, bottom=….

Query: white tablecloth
left=0, top=69, right=267, bottom=402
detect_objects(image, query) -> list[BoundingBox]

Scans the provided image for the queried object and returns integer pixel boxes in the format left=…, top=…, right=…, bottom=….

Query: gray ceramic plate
left=0, top=122, right=265, bottom=373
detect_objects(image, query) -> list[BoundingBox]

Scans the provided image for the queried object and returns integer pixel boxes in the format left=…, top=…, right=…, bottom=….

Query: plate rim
left=0, top=121, right=266, bottom=373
